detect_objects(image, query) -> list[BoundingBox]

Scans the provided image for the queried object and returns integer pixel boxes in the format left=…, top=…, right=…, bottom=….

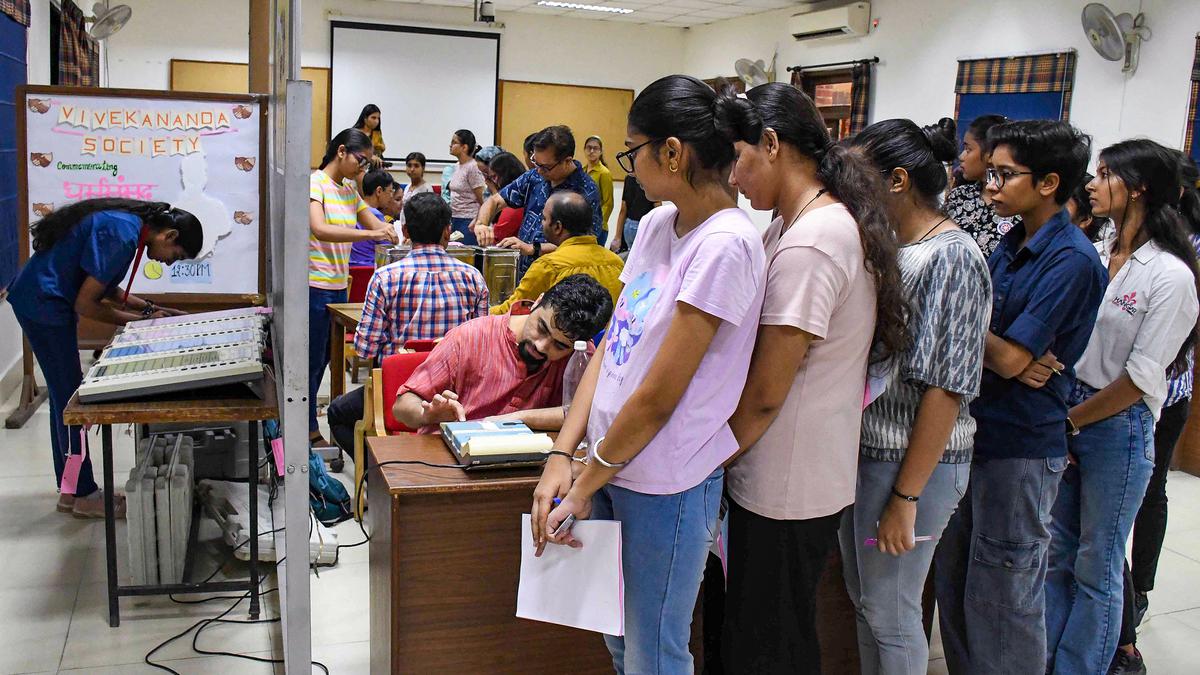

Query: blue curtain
left=0, top=12, right=27, bottom=293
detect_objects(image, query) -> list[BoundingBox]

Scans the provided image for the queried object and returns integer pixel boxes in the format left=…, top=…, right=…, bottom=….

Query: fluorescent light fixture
left=536, top=1, right=635, bottom=14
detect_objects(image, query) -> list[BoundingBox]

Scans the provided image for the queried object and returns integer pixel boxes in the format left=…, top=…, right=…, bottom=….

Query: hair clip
left=736, top=93, right=749, bottom=100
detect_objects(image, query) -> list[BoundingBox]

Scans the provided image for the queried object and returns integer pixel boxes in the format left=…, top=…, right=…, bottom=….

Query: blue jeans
left=623, top=217, right=640, bottom=251
left=308, top=286, right=347, bottom=434
left=14, top=313, right=98, bottom=497
left=934, top=454, right=1067, bottom=675
left=590, top=469, right=723, bottom=674
left=1045, top=384, right=1154, bottom=674
left=450, top=217, right=478, bottom=246
left=840, top=457, right=969, bottom=675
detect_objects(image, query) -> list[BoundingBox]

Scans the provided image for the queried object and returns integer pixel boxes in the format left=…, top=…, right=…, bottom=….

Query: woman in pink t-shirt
left=720, top=83, right=910, bottom=673
left=447, top=129, right=486, bottom=245
left=530, top=75, right=767, bottom=673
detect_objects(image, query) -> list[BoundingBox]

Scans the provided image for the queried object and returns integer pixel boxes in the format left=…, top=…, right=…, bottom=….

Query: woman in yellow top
left=353, top=104, right=387, bottom=159
left=583, top=135, right=614, bottom=246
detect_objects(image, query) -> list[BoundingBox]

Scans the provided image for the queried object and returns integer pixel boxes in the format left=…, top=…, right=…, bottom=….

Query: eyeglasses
left=615, top=138, right=660, bottom=174
left=985, top=167, right=1035, bottom=189
left=529, top=153, right=565, bottom=173
left=351, top=151, right=371, bottom=168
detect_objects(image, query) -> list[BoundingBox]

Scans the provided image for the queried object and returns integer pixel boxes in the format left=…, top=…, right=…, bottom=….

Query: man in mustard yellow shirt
left=490, top=191, right=623, bottom=316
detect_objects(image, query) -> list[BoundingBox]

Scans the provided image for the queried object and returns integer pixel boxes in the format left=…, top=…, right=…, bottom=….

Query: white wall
left=103, top=0, right=686, bottom=96
left=682, top=0, right=1197, bottom=157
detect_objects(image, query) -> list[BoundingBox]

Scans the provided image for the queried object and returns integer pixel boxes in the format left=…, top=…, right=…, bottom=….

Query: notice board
left=18, top=85, right=267, bottom=299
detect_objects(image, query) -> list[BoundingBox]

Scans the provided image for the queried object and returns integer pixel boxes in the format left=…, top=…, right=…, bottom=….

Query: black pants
left=326, top=386, right=365, bottom=457
left=721, top=499, right=842, bottom=675
left=1118, top=396, right=1190, bottom=646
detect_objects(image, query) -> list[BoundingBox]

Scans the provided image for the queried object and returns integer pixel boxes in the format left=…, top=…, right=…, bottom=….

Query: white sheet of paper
left=516, top=513, right=624, bottom=636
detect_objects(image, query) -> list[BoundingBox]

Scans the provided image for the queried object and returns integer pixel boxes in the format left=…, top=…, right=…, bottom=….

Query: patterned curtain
left=1185, top=36, right=1200, bottom=159
left=954, top=50, right=1077, bottom=121
left=0, top=0, right=30, bottom=26
left=59, top=0, right=99, bottom=87
left=849, top=62, right=871, bottom=134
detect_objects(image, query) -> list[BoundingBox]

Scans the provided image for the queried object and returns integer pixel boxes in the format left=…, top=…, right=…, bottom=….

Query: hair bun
left=922, top=117, right=958, bottom=163
left=712, top=87, right=763, bottom=145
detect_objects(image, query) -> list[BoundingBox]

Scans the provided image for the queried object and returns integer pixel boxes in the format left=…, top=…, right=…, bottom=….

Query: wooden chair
left=353, top=351, right=429, bottom=520
left=344, top=266, right=376, bottom=384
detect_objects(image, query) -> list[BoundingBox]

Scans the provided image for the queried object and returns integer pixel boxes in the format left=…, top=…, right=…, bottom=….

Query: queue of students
left=528, top=75, right=1200, bottom=675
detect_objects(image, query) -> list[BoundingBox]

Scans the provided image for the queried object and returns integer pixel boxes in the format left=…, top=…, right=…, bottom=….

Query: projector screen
left=330, top=22, right=499, bottom=164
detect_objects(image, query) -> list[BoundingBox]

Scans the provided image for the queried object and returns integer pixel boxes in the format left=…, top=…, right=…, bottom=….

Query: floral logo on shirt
left=607, top=271, right=661, bottom=367
left=1112, top=291, right=1138, bottom=316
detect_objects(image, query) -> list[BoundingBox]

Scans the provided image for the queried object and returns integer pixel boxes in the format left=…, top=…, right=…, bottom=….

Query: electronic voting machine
left=76, top=307, right=269, bottom=403
left=441, top=420, right=555, bottom=470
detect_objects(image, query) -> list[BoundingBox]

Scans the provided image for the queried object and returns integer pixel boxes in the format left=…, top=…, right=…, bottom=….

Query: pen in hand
left=863, top=535, right=937, bottom=547
left=550, top=497, right=577, bottom=537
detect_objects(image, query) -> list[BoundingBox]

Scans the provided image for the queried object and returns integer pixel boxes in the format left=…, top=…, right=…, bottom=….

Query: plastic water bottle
left=562, top=341, right=590, bottom=414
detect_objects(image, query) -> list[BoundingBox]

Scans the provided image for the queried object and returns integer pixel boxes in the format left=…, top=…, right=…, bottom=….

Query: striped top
left=1159, top=234, right=1200, bottom=409
left=396, top=314, right=576, bottom=434
left=309, top=170, right=367, bottom=289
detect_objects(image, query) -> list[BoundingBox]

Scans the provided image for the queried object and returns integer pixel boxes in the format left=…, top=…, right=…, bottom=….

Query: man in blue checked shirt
left=472, top=125, right=602, bottom=277
left=325, top=192, right=490, bottom=455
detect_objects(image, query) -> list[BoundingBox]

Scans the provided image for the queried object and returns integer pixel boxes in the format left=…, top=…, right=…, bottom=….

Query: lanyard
left=121, top=224, right=150, bottom=307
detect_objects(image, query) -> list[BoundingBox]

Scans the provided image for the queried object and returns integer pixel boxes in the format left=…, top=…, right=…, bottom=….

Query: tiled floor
left=2, top=374, right=1199, bottom=674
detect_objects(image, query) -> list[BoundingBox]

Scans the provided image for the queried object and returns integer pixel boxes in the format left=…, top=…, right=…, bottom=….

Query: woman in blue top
left=8, top=198, right=203, bottom=518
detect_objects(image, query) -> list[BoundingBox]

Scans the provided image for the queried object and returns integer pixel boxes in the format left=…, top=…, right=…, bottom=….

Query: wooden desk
left=327, top=302, right=364, bottom=402
left=64, top=374, right=278, bottom=627
left=367, top=434, right=616, bottom=674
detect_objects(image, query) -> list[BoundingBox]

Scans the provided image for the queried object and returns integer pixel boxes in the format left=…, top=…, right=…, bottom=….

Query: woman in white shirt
left=1025, top=139, right=1199, bottom=674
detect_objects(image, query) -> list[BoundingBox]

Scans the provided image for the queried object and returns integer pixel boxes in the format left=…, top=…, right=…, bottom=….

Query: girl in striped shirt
left=308, top=128, right=397, bottom=445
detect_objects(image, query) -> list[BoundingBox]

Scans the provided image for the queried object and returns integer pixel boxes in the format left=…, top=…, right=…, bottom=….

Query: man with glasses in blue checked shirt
left=472, top=125, right=602, bottom=278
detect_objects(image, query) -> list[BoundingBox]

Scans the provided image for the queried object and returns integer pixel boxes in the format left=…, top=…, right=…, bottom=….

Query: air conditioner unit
left=789, top=2, right=871, bottom=41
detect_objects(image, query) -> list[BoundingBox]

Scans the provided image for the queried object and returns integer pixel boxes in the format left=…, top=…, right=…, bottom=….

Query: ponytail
left=31, top=198, right=204, bottom=258
left=743, top=83, right=910, bottom=362
left=1177, top=152, right=1200, bottom=236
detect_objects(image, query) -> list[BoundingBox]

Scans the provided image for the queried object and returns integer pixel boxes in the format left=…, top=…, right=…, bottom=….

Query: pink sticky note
left=271, top=437, right=285, bottom=476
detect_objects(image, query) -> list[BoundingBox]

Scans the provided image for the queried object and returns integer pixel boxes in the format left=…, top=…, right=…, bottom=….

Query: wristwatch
left=532, top=241, right=542, bottom=258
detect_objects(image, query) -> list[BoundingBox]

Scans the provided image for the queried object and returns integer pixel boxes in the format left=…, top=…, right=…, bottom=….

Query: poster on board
left=21, top=89, right=263, bottom=296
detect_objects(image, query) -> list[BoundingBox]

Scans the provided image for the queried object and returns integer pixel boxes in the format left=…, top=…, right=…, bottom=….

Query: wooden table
left=366, top=434, right=618, bottom=674
left=63, top=374, right=278, bottom=627
left=327, top=302, right=364, bottom=402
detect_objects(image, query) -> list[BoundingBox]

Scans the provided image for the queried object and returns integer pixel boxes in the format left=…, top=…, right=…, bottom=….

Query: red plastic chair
left=376, top=352, right=430, bottom=434
left=348, top=266, right=374, bottom=302
left=432, top=185, right=442, bottom=196
left=353, top=350, right=430, bottom=519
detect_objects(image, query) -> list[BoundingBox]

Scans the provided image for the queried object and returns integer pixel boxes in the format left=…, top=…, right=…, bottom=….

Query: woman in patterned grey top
left=840, top=118, right=992, bottom=675
left=944, top=114, right=1020, bottom=258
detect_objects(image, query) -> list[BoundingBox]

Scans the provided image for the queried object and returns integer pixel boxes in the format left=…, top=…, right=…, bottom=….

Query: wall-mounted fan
left=735, top=53, right=777, bottom=89
left=88, top=2, right=132, bottom=40
left=1081, top=2, right=1151, bottom=75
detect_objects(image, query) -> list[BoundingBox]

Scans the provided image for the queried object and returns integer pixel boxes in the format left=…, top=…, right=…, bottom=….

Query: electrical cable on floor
left=148, top=457, right=466, bottom=671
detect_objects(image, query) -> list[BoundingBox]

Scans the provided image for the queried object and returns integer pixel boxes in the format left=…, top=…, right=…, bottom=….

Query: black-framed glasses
left=529, top=153, right=565, bottom=173
left=985, top=167, right=1035, bottom=189
left=615, top=139, right=661, bottom=174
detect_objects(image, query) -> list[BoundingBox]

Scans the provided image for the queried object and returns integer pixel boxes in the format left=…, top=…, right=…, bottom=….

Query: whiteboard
left=330, top=22, right=498, bottom=163
left=22, top=89, right=263, bottom=296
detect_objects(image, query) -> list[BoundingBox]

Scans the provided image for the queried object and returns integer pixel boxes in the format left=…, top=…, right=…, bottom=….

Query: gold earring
left=669, top=163, right=679, bottom=173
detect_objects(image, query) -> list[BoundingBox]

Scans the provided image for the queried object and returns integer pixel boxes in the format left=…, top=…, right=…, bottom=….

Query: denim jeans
left=840, top=457, right=969, bottom=675
left=934, top=454, right=1067, bottom=675
left=326, top=386, right=364, bottom=456
left=308, top=286, right=347, bottom=434
left=15, top=313, right=98, bottom=497
left=590, top=468, right=722, bottom=675
left=1045, top=384, right=1154, bottom=674
left=450, top=216, right=478, bottom=246
left=623, top=217, right=641, bottom=251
